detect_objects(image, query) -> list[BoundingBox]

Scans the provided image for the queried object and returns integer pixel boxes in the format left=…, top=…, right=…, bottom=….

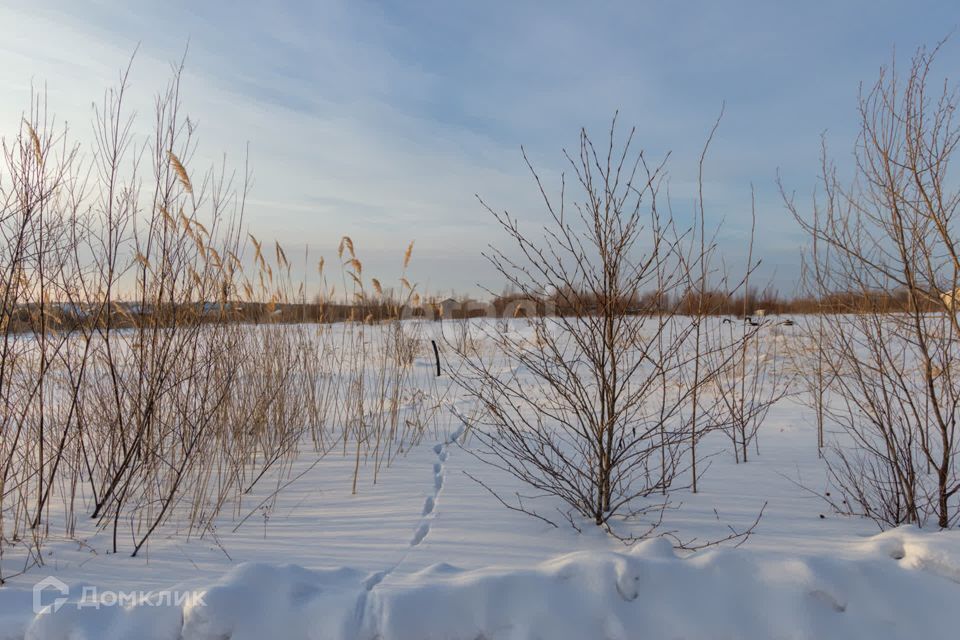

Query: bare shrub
left=785, top=42, right=960, bottom=528
left=449, top=117, right=762, bottom=534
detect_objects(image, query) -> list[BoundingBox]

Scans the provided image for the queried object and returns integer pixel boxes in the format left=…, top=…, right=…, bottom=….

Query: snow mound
left=13, top=529, right=960, bottom=639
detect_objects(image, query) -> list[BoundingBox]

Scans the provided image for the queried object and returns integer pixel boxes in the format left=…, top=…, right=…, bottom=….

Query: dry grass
left=0, top=66, right=446, bottom=579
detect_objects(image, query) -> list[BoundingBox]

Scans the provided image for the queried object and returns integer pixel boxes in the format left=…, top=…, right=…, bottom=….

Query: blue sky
left=1, top=1, right=958, bottom=296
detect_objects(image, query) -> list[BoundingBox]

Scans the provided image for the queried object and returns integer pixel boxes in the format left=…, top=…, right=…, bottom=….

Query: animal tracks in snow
left=422, top=495, right=435, bottom=516
left=411, top=522, right=431, bottom=547
left=362, top=420, right=467, bottom=606
left=409, top=423, right=464, bottom=548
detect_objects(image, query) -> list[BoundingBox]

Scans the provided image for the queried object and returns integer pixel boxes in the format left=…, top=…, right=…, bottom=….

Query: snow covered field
left=1, top=319, right=959, bottom=639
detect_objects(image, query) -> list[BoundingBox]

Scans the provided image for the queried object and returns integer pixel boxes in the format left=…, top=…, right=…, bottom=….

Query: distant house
left=57, top=303, right=89, bottom=319
left=439, top=298, right=459, bottom=319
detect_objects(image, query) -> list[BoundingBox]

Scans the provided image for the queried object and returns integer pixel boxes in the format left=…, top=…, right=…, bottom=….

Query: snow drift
left=11, top=527, right=959, bottom=640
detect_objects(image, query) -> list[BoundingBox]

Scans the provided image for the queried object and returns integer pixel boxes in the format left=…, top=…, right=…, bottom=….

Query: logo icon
left=33, top=576, right=69, bottom=614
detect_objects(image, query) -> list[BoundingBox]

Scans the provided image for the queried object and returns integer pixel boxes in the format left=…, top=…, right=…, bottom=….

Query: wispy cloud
left=1, top=0, right=957, bottom=295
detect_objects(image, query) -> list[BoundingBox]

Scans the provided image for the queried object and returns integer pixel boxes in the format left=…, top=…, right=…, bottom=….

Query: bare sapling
left=786, top=42, right=960, bottom=528
left=450, top=116, right=764, bottom=540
